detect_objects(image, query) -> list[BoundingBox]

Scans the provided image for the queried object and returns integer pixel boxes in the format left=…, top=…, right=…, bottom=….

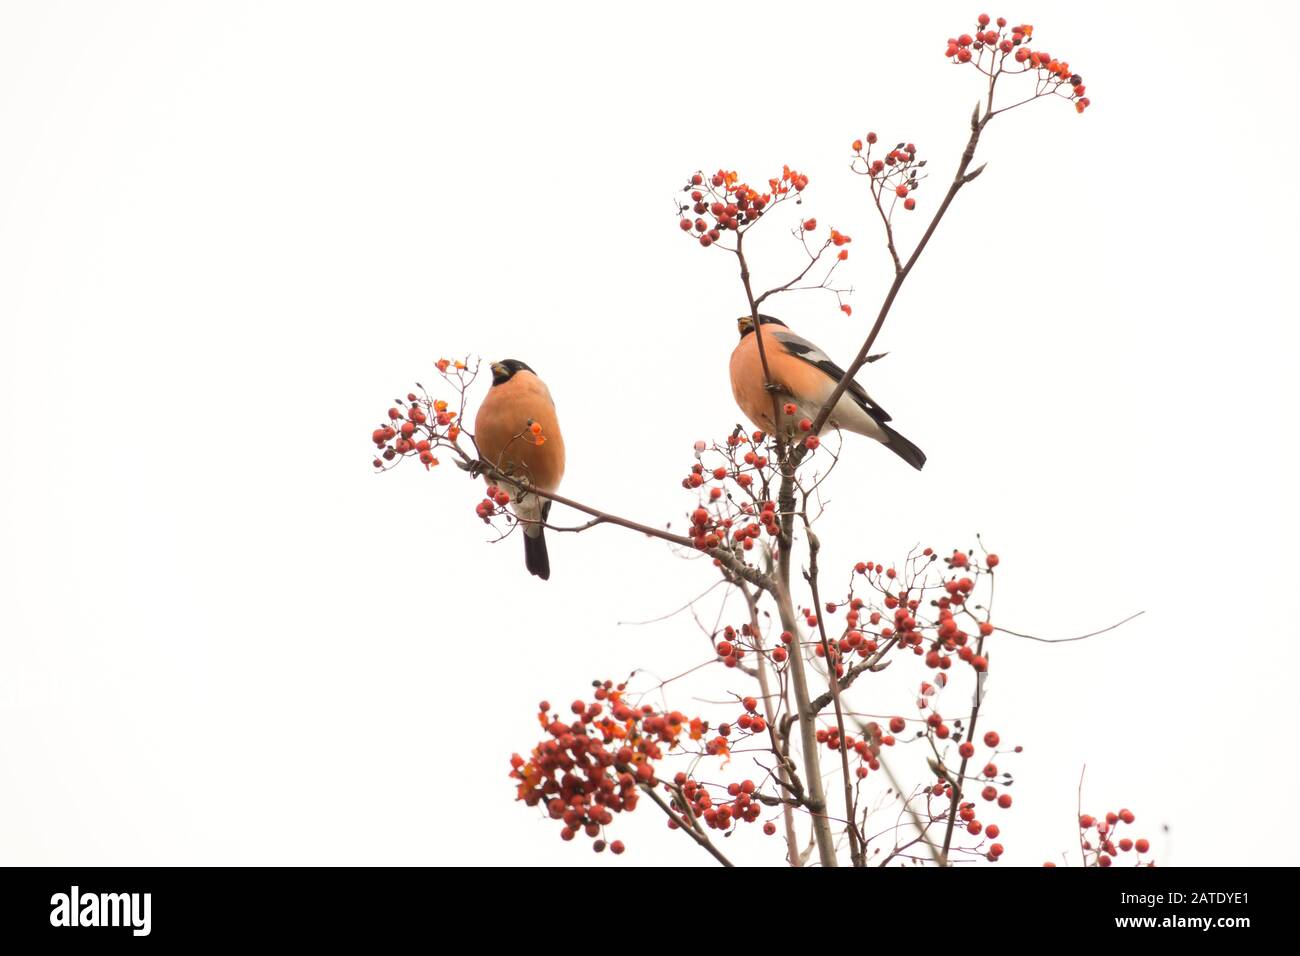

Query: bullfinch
left=474, top=359, right=566, bottom=579
left=729, top=315, right=926, bottom=470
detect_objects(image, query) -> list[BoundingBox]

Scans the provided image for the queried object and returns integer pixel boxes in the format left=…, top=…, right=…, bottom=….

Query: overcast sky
left=2, top=0, right=1296, bottom=866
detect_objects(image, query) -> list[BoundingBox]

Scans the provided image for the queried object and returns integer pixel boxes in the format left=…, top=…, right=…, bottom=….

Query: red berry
left=983, top=731, right=1000, bottom=748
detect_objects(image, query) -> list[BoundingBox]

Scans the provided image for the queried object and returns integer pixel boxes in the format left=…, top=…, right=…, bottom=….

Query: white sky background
left=1, top=0, right=1296, bottom=867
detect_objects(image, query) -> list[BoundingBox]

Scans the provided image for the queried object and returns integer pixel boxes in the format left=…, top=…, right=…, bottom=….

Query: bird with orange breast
left=729, top=315, right=926, bottom=470
left=474, top=359, right=566, bottom=579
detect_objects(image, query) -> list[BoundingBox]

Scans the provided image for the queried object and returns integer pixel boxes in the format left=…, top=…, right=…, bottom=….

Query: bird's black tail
left=524, top=529, right=550, bottom=580
left=524, top=499, right=553, bottom=580
left=880, top=423, right=926, bottom=471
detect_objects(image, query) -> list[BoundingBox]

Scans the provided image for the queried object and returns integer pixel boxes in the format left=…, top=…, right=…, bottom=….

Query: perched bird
left=729, top=314, right=926, bottom=470
left=474, top=359, right=566, bottom=579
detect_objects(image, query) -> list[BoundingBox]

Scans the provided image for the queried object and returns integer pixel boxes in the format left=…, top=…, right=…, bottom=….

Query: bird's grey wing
left=772, top=329, right=892, bottom=423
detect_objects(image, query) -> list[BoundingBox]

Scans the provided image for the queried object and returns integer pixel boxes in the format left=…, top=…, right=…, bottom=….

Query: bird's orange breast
left=730, top=331, right=780, bottom=433
left=474, top=372, right=566, bottom=492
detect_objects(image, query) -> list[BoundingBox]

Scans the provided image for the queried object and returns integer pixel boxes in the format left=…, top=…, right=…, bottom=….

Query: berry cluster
left=677, top=166, right=809, bottom=248
left=679, top=428, right=838, bottom=549
left=825, top=229, right=852, bottom=266
left=679, top=435, right=778, bottom=550
left=817, top=547, right=1001, bottom=678
left=512, top=682, right=796, bottom=855
left=714, top=618, right=790, bottom=669
left=909, top=679, right=1022, bottom=860
left=1069, top=808, right=1154, bottom=867
left=816, top=720, right=896, bottom=781
left=669, top=771, right=766, bottom=832
left=851, top=132, right=927, bottom=213
left=369, top=358, right=472, bottom=472
left=945, top=14, right=1090, bottom=114
left=475, top=484, right=511, bottom=522
left=510, top=681, right=705, bottom=853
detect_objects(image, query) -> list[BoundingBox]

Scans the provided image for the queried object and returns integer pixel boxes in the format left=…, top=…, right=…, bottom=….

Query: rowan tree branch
left=797, top=96, right=999, bottom=467
left=802, top=520, right=865, bottom=866
left=634, top=775, right=734, bottom=868
left=465, top=454, right=775, bottom=594
left=738, top=578, right=803, bottom=865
